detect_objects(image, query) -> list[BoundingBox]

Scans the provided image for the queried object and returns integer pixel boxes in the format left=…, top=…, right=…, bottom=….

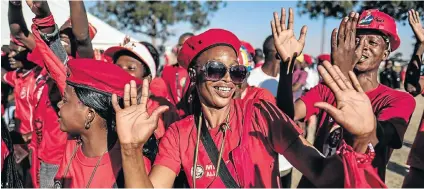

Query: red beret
left=303, top=54, right=313, bottom=65
left=177, top=29, right=241, bottom=70
left=240, top=40, right=255, bottom=56
left=317, top=54, right=331, bottom=63
left=66, top=58, right=142, bottom=97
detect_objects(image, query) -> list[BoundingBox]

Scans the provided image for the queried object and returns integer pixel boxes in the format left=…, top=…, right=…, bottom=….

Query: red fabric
left=146, top=99, right=166, bottom=140
left=300, top=83, right=415, bottom=179
left=3, top=70, right=38, bottom=134
left=357, top=9, right=400, bottom=51
left=303, top=54, right=313, bottom=65
left=161, top=64, right=190, bottom=106
left=32, top=14, right=55, bottom=28
left=31, top=23, right=67, bottom=95
left=255, top=60, right=264, bottom=68
left=178, top=29, right=241, bottom=69
left=339, top=142, right=386, bottom=188
left=149, top=77, right=169, bottom=100
left=67, top=59, right=142, bottom=97
left=407, top=111, right=424, bottom=170
left=55, top=140, right=150, bottom=188
left=154, top=99, right=303, bottom=188
left=28, top=144, right=40, bottom=188
left=10, top=35, right=25, bottom=47
left=242, top=86, right=276, bottom=104
left=317, top=54, right=331, bottom=63
left=34, top=85, right=67, bottom=165
left=1, top=140, right=9, bottom=171
left=240, top=41, right=255, bottom=56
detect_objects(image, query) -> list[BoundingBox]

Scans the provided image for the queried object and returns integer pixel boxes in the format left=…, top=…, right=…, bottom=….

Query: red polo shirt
left=154, top=99, right=303, bottom=188
left=3, top=69, right=38, bottom=134
left=299, top=83, right=415, bottom=180
left=1, top=139, right=8, bottom=171
left=55, top=140, right=151, bottom=188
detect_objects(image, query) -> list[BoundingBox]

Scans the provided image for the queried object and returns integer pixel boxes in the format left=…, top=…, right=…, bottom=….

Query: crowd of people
left=1, top=1, right=423, bottom=188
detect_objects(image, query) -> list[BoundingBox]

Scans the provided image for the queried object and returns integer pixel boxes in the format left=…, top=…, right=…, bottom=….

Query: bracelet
left=39, top=24, right=59, bottom=43
left=356, top=143, right=376, bottom=164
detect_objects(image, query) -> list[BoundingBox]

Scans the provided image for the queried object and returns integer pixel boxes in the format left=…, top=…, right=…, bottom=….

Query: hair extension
left=1, top=118, right=23, bottom=188
left=73, top=86, right=158, bottom=163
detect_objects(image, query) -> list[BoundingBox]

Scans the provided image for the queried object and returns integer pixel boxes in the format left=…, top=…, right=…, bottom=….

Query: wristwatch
left=39, top=24, right=59, bottom=43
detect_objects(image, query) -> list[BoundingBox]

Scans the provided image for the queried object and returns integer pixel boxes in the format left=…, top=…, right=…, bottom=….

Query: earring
left=84, top=121, right=91, bottom=130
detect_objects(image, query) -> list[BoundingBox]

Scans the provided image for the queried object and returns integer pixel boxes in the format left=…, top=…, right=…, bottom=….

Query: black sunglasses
left=197, top=61, right=248, bottom=84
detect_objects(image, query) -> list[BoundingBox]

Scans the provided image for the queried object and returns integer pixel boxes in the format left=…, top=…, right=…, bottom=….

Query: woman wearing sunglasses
left=114, top=28, right=381, bottom=188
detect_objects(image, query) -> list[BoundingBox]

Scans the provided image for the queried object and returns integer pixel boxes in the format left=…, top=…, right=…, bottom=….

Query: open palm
left=271, top=8, right=307, bottom=64
left=112, top=80, right=169, bottom=145
left=314, top=61, right=375, bottom=137
left=409, top=9, right=424, bottom=43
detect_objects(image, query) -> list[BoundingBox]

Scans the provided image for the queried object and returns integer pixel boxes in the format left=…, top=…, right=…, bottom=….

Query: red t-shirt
left=242, top=86, right=276, bottom=104
left=154, top=99, right=303, bottom=188
left=149, top=77, right=169, bottom=101
left=33, top=83, right=67, bottom=165
left=299, top=83, right=416, bottom=180
left=55, top=140, right=151, bottom=188
left=3, top=69, right=39, bottom=134
left=161, top=64, right=190, bottom=106
left=1, top=139, right=9, bottom=171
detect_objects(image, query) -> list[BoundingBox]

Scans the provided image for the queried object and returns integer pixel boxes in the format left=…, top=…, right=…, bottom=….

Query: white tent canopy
left=1, top=0, right=138, bottom=50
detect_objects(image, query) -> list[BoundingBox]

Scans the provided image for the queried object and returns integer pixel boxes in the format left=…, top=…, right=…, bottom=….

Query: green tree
left=360, top=1, right=424, bottom=25
left=89, top=1, right=225, bottom=46
left=296, top=1, right=359, bottom=54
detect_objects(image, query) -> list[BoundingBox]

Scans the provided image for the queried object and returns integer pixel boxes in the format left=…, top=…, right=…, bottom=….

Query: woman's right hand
left=112, top=79, right=169, bottom=148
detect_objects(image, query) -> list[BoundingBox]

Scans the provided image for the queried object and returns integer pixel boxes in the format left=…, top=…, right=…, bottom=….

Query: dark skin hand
left=69, top=0, right=94, bottom=58
left=9, top=1, right=36, bottom=50
left=25, top=0, right=55, bottom=34
left=405, top=9, right=424, bottom=96
left=332, top=12, right=365, bottom=78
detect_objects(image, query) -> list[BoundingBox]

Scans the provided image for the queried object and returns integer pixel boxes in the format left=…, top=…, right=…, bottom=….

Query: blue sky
left=86, top=1, right=416, bottom=59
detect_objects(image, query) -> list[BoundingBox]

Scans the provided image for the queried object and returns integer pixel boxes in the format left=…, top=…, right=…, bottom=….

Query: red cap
left=240, top=40, right=255, bottom=56
left=357, top=9, right=400, bottom=51
left=177, top=29, right=241, bottom=69
left=317, top=54, right=331, bottom=63
left=304, top=54, right=313, bottom=65
left=66, top=58, right=142, bottom=97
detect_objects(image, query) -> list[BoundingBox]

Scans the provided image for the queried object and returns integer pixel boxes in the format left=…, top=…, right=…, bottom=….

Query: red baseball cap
left=356, top=9, right=400, bottom=51
left=66, top=58, right=142, bottom=97
left=177, top=29, right=241, bottom=70
left=240, top=40, right=255, bottom=56
left=303, top=54, right=313, bottom=65
left=317, top=54, right=331, bottom=63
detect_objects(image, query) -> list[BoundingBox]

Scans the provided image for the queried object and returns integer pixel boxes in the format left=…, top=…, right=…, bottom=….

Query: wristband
left=39, top=24, right=59, bottom=43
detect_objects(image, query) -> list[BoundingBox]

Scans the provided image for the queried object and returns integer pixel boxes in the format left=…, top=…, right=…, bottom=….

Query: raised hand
left=25, top=0, right=51, bottom=18
left=331, top=12, right=364, bottom=77
left=314, top=61, right=375, bottom=139
left=271, top=8, right=307, bottom=71
left=112, top=79, right=169, bottom=146
left=409, top=9, right=424, bottom=44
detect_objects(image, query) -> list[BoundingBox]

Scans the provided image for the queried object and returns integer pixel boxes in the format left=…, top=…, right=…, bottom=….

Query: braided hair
left=72, top=86, right=158, bottom=162
left=1, top=118, right=23, bottom=188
